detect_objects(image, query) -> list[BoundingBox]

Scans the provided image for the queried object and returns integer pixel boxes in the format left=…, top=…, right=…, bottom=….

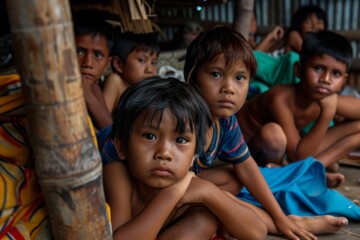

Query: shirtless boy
left=236, top=31, right=358, bottom=185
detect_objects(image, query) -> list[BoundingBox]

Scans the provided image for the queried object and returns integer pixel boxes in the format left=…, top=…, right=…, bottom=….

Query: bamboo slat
left=5, top=0, right=112, bottom=239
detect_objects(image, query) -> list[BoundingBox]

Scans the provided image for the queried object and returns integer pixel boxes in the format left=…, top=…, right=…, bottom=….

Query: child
left=248, top=11, right=285, bottom=55
left=236, top=31, right=358, bottom=176
left=101, top=32, right=159, bottom=113
left=73, top=10, right=113, bottom=130
left=286, top=4, right=327, bottom=53
left=102, top=76, right=268, bottom=240
left=184, top=25, right=348, bottom=239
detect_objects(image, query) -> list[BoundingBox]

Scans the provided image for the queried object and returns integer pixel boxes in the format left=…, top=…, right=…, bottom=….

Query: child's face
left=300, top=13, right=325, bottom=36
left=76, top=34, right=110, bottom=83
left=300, top=54, right=347, bottom=99
left=116, top=50, right=158, bottom=85
left=195, top=54, right=250, bottom=120
left=121, top=109, right=196, bottom=189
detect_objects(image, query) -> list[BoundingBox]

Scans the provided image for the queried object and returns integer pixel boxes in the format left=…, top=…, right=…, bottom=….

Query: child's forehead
left=76, top=34, right=109, bottom=49
left=207, top=54, right=249, bottom=71
left=306, top=54, right=347, bottom=69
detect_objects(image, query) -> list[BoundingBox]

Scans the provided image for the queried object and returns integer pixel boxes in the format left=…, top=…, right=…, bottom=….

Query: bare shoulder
left=259, top=84, right=294, bottom=105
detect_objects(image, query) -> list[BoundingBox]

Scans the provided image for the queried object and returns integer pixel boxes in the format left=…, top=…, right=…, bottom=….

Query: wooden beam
left=5, top=0, right=111, bottom=238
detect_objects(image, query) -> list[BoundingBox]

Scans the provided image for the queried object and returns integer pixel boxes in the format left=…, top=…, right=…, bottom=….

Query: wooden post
left=5, top=0, right=112, bottom=239
left=233, top=0, right=254, bottom=38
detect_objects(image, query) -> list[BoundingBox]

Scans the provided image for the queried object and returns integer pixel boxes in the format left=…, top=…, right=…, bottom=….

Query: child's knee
left=261, top=123, right=287, bottom=150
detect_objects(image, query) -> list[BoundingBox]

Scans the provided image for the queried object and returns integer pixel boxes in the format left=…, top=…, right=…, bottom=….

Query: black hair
left=111, top=76, right=212, bottom=154
left=300, top=31, right=353, bottom=71
left=72, top=10, right=114, bottom=52
left=111, top=31, right=159, bottom=71
left=184, top=25, right=257, bottom=86
left=290, top=5, right=328, bottom=33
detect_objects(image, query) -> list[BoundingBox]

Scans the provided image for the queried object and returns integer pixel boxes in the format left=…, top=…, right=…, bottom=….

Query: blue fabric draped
left=237, top=157, right=360, bottom=221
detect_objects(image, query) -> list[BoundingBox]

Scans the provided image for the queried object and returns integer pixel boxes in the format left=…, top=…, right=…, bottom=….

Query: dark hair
left=184, top=25, right=257, bottom=86
left=72, top=10, right=114, bottom=52
left=290, top=5, right=328, bottom=33
left=300, top=31, right=353, bottom=71
left=111, top=76, right=212, bottom=154
left=111, top=32, right=159, bottom=71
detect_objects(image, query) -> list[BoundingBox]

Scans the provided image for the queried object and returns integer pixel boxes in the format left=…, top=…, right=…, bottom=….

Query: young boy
left=101, top=32, right=159, bottom=114
left=102, top=76, right=268, bottom=240
left=73, top=10, right=113, bottom=130
left=236, top=31, right=358, bottom=177
left=184, top=25, right=348, bottom=239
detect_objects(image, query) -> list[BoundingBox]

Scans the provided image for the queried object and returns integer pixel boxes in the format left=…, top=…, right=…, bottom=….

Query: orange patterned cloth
left=0, top=73, right=52, bottom=239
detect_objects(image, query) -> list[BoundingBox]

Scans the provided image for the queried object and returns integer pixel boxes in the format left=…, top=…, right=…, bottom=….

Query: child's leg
left=246, top=123, right=287, bottom=166
left=158, top=206, right=218, bottom=240
left=315, top=120, right=360, bottom=167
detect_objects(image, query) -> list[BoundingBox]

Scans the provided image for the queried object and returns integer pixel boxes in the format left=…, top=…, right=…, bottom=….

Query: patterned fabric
left=0, top=74, right=52, bottom=239
left=192, top=116, right=250, bottom=174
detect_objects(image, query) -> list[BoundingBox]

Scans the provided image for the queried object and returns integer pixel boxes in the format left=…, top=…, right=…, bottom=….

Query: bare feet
left=326, top=172, right=345, bottom=188
left=289, top=215, right=348, bottom=235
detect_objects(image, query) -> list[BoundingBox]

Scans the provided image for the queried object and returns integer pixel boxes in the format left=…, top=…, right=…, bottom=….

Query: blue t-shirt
left=192, top=115, right=250, bottom=174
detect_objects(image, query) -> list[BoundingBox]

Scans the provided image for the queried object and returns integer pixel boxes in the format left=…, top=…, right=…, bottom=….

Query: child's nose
left=154, top=141, right=172, bottom=161
left=82, top=53, right=93, bottom=67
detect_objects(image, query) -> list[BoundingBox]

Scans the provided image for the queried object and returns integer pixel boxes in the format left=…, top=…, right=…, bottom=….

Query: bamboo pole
left=5, top=0, right=111, bottom=239
left=233, top=0, right=254, bottom=38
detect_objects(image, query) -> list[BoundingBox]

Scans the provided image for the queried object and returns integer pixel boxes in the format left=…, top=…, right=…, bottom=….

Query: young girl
left=184, top=25, right=348, bottom=239
left=102, top=76, right=268, bottom=240
left=286, top=4, right=327, bottom=53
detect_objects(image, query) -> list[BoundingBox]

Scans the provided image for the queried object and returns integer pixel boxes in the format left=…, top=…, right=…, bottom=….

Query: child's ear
left=114, top=139, right=126, bottom=160
left=294, top=62, right=301, bottom=78
left=112, top=56, right=124, bottom=74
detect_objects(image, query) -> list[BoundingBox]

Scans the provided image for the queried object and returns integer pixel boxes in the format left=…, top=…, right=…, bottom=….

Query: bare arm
left=83, top=80, right=112, bottom=130
left=271, top=94, right=335, bottom=162
left=178, top=177, right=267, bottom=239
left=103, top=162, right=194, bottom=240
left=233, top=157, right=315, bottom=239
left=102, top=73, right=127, bottom=113
left=286, top=31, right=303, bottom=53
left=255, top=26, right=284, bottom=53
left=336, top=95, right=360, bottom=120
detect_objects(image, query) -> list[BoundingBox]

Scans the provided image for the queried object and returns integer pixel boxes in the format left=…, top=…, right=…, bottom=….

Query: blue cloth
left=96, top=125, right=120, bottom=164
left=237, top=157, right=360, bottom=221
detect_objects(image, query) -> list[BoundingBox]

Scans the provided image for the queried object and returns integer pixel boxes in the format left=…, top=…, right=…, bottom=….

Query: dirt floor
left=268, top=161, right=360, bottom=239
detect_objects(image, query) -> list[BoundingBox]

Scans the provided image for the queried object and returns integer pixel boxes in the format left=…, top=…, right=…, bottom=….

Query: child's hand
left=269, top=26, right=284, bottom=40
left=275, top=216, right=317, bottom=240
left=168, top=171, right=195, bottom=200
left=319, top=93, right=337, bottom=118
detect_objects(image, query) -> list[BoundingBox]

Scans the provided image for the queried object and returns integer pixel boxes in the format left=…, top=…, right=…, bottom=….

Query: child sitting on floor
left=101, top=32, right=159, bottom=114
left=184, top=25, right=349, bottom=239
left=236, top=31, right=358, bottom=183
left=102, top=76, right=268, bottom=240
left=73, top=10, right=113, bottom=130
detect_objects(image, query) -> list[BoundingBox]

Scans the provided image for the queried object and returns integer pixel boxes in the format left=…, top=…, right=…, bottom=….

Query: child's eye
left=138, top=58, right=145, bottom=63
left=151, top=60, right=158, bottom=66
left=142, top=133, right=156, bottom=140
left=236, top=75, right=245, bottom=81
left=176, top=136, right=189, bottom=144
left=314, top=66, right=323, bottom=72
left=211, top=72, right=221, bottom=78
left=76, top=48, right=84, bottom=56
left=332, top=70, right=342, bottom=77
left=94, top=51, right=104, bottom=59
